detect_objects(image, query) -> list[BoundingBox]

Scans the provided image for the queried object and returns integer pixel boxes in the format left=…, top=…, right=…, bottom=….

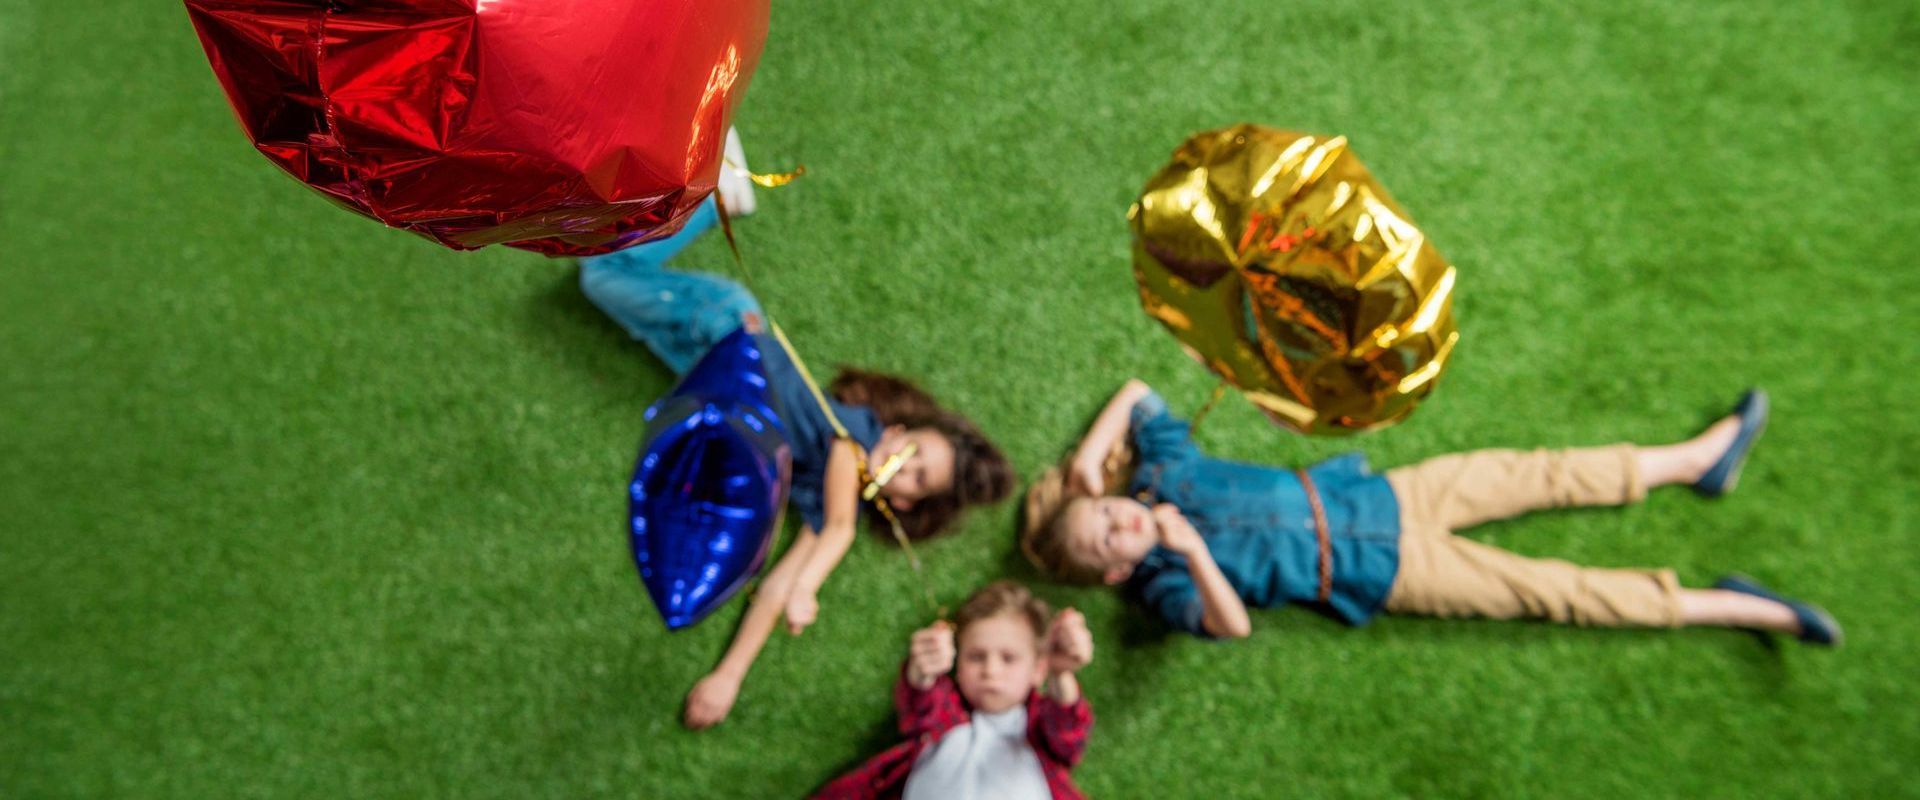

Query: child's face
left=871, top=427, right=955, bottom=509
left=1062, top=496, right=1159, bottom=584
left=954, top=612, right=1046, bottom=714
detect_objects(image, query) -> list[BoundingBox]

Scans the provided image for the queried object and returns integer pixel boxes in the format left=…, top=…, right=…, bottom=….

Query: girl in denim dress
left=580, top=152, right=1015, bottom=728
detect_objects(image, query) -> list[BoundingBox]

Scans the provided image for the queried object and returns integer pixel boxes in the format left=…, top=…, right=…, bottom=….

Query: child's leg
left=683, top=531, right=818, bottom=730
left=1384, top=523, right=1682, bottom=626
left=1386, top=525, right=1803, bottom=633
left=1633, top=416, right=1741, bottom=488
left=587, top=196, right=721, bottom=273
left=1386, top=446, right=1646, bottom=532
left=579, top=198, right=760, bottom=375
left=1386, top=420, right=1743, bottom=532
left=1677, top=589, right=1798, bottom=631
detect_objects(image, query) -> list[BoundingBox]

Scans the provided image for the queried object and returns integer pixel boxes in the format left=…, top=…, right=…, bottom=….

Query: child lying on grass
left=812, top=581, right=1095, bottom=800
left=578, top=131, right=1014, bottom=728
left=1021, top=379, right=1839, bottom=646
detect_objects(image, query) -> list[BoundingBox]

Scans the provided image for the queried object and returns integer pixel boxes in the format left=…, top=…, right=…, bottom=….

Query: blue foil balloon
left=629, top=327, right=792, bottom=630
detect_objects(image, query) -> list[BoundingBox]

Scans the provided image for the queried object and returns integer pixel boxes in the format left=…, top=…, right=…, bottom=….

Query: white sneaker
left=717, top=127, right=757, bottom=217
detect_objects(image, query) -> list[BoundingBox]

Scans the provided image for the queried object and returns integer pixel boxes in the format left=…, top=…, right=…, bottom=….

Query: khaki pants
left=1383, top=445, right=1682, bottom=627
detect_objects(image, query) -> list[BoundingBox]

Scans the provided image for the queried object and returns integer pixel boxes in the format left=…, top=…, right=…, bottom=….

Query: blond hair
left=1019, top=441, right=1136, bottom=585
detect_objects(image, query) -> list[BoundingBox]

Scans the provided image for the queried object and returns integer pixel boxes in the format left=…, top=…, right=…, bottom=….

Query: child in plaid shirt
left=812, top=581, right=1095, bottom=800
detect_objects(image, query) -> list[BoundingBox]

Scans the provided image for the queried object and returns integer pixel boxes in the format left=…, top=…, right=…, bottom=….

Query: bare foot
left=683, top=671, right=742, bottom=730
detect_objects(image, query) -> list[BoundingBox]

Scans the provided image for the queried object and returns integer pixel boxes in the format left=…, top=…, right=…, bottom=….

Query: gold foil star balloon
left=1130, top=124, right=1460, bottom=435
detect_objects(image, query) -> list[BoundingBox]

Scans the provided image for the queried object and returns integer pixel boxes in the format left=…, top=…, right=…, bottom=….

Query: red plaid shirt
left=811, top=663, right=1094, bottom=800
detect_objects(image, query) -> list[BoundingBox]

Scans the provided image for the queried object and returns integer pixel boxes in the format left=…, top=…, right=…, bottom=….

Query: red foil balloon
left=184, top=0, right=771, bottom=256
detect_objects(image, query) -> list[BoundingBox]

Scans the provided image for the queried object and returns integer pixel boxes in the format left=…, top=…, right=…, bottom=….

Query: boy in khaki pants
left=1021, top=380, right=1839, bottom=645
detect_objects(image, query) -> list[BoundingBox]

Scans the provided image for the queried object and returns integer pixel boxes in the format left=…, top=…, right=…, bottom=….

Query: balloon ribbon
left=713, top=189, right=945, bottom=619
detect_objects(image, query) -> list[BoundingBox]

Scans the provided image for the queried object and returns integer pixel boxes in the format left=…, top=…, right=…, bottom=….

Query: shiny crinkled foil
left=1130, top=124, right=1459, bottom=435
left=184, top=0, right=769, bottom=256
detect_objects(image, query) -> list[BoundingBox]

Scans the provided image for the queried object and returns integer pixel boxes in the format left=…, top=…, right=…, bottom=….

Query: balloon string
left=1133, top=380, right=1230, bottom=506
left=1187, top=379, right=1231, bottom=433
left=714, top=195, right=945, bottom=620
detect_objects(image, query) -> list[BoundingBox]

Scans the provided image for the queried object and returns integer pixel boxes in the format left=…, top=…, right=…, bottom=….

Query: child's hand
left=1045, top=608, right=1094, bottom=675
left=784, top=590, right=819, bottom=636
left=1152, top=504, right=1205, bottom=556
left=906, top=621, right=956, bottom=688
left=683, top=670, right=743, bottom=730
left=1067, top=452, right=1106, bottom=497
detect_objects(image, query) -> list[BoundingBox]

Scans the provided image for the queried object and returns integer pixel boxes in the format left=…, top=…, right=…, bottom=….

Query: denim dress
left=581, top=197, right=884, bottom=533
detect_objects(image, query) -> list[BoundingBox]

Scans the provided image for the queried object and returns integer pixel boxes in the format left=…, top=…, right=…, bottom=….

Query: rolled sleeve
left=1031, top=693, right=1094, bottom=767
left=1128, top=390, right=1199, bottom=466
left=893, top=662, right=969, bottom=737
left=1135, top=561, right=1208, bottom=637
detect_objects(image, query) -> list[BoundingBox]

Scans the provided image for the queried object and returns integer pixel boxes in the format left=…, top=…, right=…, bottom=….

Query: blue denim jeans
left=579, top=197, right=763, bottom=375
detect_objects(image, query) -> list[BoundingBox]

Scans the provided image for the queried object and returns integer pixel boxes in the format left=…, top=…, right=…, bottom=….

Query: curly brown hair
left=830, top=368, right=1015, bottom=540
left=828, top=367, right=944, bottom=425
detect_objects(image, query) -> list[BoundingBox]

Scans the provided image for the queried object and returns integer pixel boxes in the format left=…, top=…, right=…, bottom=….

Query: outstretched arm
left=683, top=529, right=820, bottom=729
left=1067, top=379, right=1152, bottom=495
left=1043, top=608, right=1094, bottom=704
left=1033, top=608, right=1096, bottom=765
left=783, top=439, right=862, bottom=634
left=895, top=621, right=967, bottom=737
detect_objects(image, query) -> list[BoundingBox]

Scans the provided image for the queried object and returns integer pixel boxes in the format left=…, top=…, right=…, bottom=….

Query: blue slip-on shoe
left=1693, top=389, right=1768, bottom=498
left=1714, top=573, right=1842, bottom=647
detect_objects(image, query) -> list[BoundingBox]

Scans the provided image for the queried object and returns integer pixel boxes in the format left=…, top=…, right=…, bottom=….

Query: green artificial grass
left=4, top=0, right=1917, bottom=797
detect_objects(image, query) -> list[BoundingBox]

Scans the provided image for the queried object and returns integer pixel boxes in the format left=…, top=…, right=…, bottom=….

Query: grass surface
left=4, top=0, right=1918, bottom=797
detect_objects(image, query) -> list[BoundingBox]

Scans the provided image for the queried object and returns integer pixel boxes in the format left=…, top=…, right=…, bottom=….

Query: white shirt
left=901, top=705, right=1050, bottom=800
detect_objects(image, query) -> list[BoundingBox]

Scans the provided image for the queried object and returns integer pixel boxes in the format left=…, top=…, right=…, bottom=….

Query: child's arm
left=1154, top=505, right=1252, bottom=639
left=1034, top=608, right=1096, bottom=766
left=1067, top=379, right=1152, bottom=495
left=683, top=529, right=822, bottom=729
left=782, top=438, right=862, bottom=635
left=896, top=622, right=966, bottom=736
left=906, top=622, right=956, bottom=689
left=1043, top=608, right=1094, bottom=704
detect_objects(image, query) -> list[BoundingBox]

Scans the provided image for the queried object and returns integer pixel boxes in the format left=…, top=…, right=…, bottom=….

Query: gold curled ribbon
left=723, top=154, right=807, bottom=188
left=748, top=165, right=806, bottom=188
left=713, top=193, right=945, bottom=620
left=863, top=442, right=917, bottom=501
